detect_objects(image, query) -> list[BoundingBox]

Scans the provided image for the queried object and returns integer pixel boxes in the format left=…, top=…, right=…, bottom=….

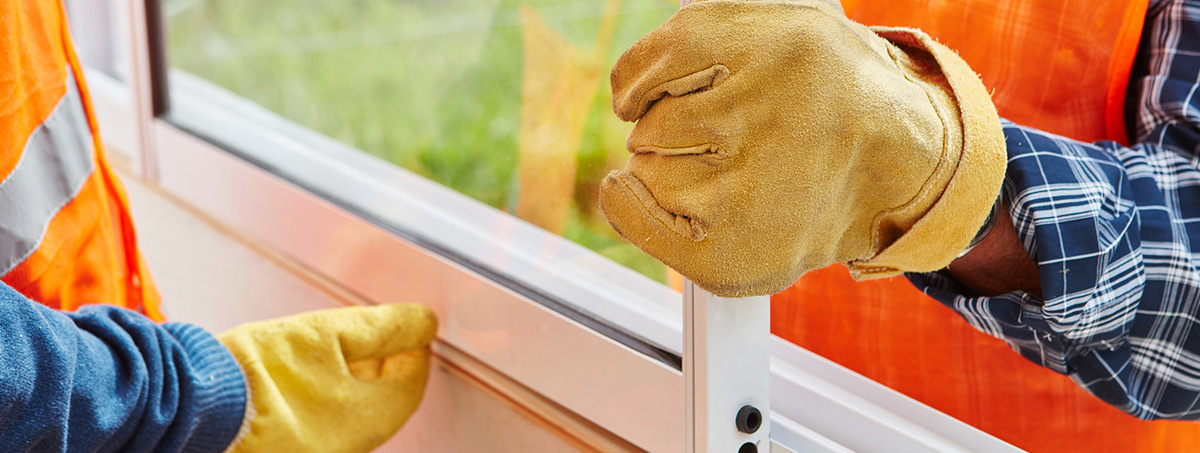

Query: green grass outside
left=166, top=0, right=678, bottom=282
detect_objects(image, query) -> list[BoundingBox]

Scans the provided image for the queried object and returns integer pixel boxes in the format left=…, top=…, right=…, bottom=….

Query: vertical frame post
left=675, top=1, right=771, bottom=451
left=684, top=279, right=771, bottom=452
left=125, top=0, right=166, bottom=181
left=676, top=2, right=768, bottom=450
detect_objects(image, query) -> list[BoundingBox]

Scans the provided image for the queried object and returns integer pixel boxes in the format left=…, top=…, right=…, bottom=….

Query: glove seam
left=863, top=40, right=963, bottom=261
left=609, top=171, right=707, bottom=241
left=849, top=27, right=1008, bottom=278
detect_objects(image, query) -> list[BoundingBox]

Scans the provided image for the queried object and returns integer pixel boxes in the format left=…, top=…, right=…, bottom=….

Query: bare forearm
left=946, top=203, right=1042, bottom=299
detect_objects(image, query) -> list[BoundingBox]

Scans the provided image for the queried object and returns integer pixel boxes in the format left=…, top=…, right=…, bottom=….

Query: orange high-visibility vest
left=770, top=1, right=1200, bottom=451
left=2, top=0, right=163, bottom=321
left=840, top=0, right=1147, bottom=145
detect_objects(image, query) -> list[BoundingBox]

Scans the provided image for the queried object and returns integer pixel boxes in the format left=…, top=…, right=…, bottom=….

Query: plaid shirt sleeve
left=906, top=0, right=1200, bottom=420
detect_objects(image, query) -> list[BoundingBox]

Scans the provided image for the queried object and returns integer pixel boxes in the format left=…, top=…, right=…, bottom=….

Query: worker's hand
left=599, top=0, right=1007, bottom=296
left=218, top=304, right=437, bottom=453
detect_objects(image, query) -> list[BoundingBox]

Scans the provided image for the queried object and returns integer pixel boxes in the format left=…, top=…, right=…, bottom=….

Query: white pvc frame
left=684, top=281, right=771, bottom=452
left=70, top=0, right=1027, bottom=451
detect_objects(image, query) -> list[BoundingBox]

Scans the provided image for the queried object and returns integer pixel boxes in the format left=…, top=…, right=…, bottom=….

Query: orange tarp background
left=769, top=1, right=1200, bottom=451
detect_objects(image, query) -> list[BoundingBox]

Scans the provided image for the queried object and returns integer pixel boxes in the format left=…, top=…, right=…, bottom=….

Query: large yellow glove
left=599, top=0, right=1006, bottom=297
left=218, top=304, right=437, bottom=453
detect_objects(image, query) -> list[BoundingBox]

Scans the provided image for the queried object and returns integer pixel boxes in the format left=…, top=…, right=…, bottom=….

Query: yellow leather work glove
left=218, top=304, right=437, bottom=453
left=599, top=0, right=1006, bottom=297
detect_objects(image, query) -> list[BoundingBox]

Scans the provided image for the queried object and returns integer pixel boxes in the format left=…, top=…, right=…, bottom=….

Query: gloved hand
left=599, top=0, right=1006, bottom=297
left=218, top=304, right=437, bottom=453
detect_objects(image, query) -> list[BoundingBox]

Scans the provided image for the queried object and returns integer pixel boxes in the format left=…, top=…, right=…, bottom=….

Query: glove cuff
left=848, top=28, right=1007, bottom=279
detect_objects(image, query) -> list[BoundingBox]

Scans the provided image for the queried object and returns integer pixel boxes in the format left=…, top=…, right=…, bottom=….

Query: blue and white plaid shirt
left=908, top=0, right=1200, bottom=420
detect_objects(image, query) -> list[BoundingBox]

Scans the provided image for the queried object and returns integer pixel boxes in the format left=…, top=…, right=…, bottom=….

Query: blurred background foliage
left=167, top=0, right=679, bottom=282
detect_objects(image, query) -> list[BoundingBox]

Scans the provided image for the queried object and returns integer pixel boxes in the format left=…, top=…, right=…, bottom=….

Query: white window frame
left=70, top=0, right=1030, bottom=451
left=65, top=0, right=139, bottom=165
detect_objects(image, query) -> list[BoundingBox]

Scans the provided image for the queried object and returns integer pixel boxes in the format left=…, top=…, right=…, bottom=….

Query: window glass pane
left=65, top=0, right=129, bottom=81
left=160, top=1, right=1074, bottom=446
left=165, top=0, right=678, bottom=284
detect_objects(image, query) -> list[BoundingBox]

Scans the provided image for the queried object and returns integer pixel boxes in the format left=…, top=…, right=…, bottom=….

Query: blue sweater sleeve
left=0, top=282, right=247, bottom=452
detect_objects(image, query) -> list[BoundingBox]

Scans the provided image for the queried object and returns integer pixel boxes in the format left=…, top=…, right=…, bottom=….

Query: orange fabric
left=839, top=0, right=1148, bottom=145
left=773, top=266, right=1200, bottom=451
left=0, top=0, right=68, bottom=178
left=4, top=171, right=164, bottom=322
left=0, top=0, right=163, bottom=321
left=60, top=0, right=164, bottom=322
left=767, top=1, right=1200, bottom=451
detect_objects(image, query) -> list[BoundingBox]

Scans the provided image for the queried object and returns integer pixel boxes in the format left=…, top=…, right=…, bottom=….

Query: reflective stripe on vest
left=0, top=71, right=95, bottom=276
